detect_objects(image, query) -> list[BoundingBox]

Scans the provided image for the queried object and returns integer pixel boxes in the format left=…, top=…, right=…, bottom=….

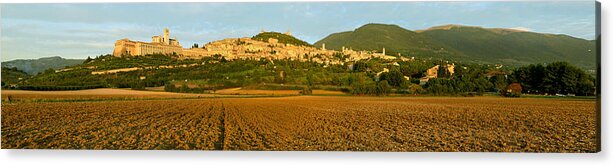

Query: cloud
left=509, top=27, right=532, bottom=32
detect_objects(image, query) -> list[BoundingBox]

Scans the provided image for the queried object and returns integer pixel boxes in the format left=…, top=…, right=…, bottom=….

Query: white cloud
left=509, top=27, right=532, bottom=32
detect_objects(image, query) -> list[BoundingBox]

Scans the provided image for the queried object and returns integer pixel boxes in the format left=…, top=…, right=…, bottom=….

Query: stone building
left=419, top=63, right=456, bottom=85
left=113, top=28, right=207, bottom=57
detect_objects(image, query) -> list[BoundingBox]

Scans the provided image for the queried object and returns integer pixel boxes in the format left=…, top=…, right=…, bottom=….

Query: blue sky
left=0, top=1, right=597, bottom=61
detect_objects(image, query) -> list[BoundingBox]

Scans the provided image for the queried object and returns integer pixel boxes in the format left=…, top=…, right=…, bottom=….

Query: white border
left=0, top=0, right=610, bottom=166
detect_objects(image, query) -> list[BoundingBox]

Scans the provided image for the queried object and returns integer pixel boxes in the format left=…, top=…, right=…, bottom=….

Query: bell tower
left=382, top=47, right=386, bottom=55
left=164, top=28, right=170, bottom=45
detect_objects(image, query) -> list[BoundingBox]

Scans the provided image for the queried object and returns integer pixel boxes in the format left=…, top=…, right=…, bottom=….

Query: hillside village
left=113, top=29, right=398, bottom=65
left=109, top=28, right=451, bottom=83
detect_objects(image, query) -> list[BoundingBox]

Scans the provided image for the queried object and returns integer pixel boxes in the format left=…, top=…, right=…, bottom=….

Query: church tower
left=382, top=47, right=386, bottom=55
left=164, top=28, right=170, bottom=45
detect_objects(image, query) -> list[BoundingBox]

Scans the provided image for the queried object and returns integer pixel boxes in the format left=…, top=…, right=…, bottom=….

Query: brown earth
left=1, top=96, right=597, bottom=152
left=1, top=88, right=345, bottom=101
left=215, top=88, right=345, bottom=95
left=1, top=88, right=211, bottom=100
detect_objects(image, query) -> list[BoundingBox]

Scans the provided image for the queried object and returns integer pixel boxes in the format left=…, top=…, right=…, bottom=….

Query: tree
left=400, top=61, right=430, bottom=78
left=379, top=70, right=405, bottom=87
left=84, top=56, right=93, bottom=64
left=131, top=81, right=145, bottom=90
left=376, top=80, right=392, bottom=96
left=512, top=62, right=594, bottom=96
left=353, top=61, right=369, bottom=72
left=180, top=84, right=190, bottom=93
left=301, top=86, right=313, bottom=95
left=543, top=62, right=579, bottom=95
left=424, top=78, right=451, bottom=95
left=41, top=68, right=56, bottom=75
left=437, top=64, right=452, bottom=78
left=405, top=84, right=425, bottom=94
left=473, top=77, right=493, bottom=95
left=306, top=72, right=314, bottom=86
left=489, top=75, right=508, bottom=93
left=192, top=43, right=199, bottom=48
left=576, top=78, right=595, bottom=96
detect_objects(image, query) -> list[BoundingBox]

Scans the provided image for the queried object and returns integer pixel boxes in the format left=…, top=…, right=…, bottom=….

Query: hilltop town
left=113, top=28, right=398, bottom=65
left=109, top=28, right=457, bottom=86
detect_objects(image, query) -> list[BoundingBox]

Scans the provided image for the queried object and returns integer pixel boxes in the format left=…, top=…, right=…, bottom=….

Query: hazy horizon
left=1, top=1, right=597, bottom=61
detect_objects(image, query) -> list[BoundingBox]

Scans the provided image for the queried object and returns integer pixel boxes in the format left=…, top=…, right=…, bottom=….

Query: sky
left=0, top=1, right=597, bottom=61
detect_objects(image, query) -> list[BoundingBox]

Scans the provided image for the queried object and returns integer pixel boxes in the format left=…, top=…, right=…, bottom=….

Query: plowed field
left=1, top=96, right=597, bottom=152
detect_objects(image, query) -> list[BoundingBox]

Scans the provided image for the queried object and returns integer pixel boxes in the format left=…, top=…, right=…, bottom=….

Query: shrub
left=300, top=86, right=313, bottom=95
left=350, top=81, right=391, bottom=96
left=503, top=83, right=522, bottom=97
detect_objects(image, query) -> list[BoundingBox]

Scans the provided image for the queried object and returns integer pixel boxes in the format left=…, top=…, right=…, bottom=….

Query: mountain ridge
left=315, top=23, right=596, bottom=69
left=314, top=23, right=460, bottom=58
left=1, top=56, right=85, bottom=75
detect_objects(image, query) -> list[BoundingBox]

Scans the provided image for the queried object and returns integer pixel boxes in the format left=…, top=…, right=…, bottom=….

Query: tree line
left=7, top=53, right=596, bottom=97
left=510, top=61, right=595, bottom=96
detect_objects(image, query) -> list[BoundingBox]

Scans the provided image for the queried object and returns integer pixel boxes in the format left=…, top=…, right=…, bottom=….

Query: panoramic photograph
left=0, top=1, right=600, bottom=152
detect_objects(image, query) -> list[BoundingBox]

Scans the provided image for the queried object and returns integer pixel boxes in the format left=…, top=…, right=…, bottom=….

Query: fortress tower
left=164, top=28, right=170, bottom=45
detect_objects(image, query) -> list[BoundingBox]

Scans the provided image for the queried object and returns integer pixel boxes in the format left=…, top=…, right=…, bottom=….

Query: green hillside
left=15, top=54, right=595, bottom=96
left=419, top=25, right=596, bottom=69
left=252, top=32, right=312, bottom=47
left=1, top=56, right=85, bottom=75
left=1, top=67, right=30, bottom=86
left=315, top=24, right=597, bottom=69
left=314, top=23, right=457, bottom=58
